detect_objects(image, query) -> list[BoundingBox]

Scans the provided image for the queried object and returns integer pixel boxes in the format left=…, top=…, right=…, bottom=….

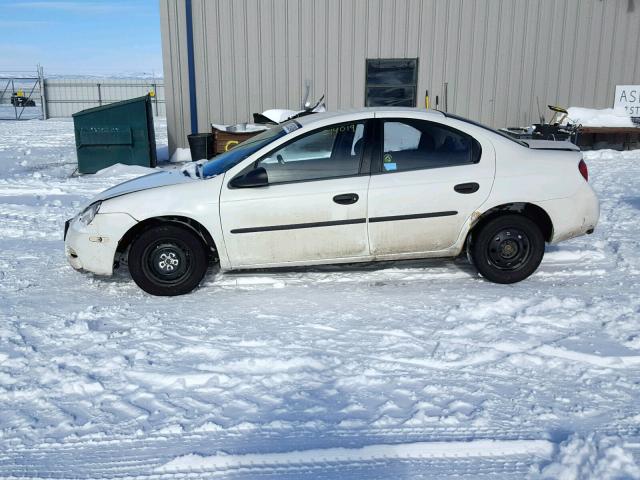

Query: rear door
left=220, top=119, right=374, bottom=267
left=367, top=114, right=495, bottom=256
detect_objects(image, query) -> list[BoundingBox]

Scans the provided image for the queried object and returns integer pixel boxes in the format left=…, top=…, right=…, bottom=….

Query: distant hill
left=45, top=73, right=163, bottom=81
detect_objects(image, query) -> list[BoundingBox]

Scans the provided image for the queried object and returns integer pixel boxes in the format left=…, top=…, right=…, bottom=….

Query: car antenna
left=536, top=96, right=545, bottom=124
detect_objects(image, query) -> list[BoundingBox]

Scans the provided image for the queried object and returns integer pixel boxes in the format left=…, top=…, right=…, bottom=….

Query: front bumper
left=64, top=213, right=137, bottom=275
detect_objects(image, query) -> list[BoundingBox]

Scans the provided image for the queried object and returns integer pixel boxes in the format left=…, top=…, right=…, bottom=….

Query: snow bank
left=93, top=163, right=157, bottom=177
left=169, top=147, right=191, bottom=163
left=535, top=434, right=640, bottom=480
left=156, top=145, right=169, bottom=162
left=583, top=148, right=640, bottom=162
left=565, top=107, right=633, bottom=127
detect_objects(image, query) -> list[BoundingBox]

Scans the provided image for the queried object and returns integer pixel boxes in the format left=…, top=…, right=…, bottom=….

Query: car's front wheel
left=128, top=224, right=209, bottom=296
left=469, top=214, right=545, bottom=284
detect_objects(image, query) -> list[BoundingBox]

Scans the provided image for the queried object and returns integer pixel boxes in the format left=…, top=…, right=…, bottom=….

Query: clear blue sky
left=0, top=0, right=163, bottom=77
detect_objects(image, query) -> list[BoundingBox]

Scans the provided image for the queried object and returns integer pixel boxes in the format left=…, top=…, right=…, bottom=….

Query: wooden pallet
left=576, top=127, right=640, bottom=151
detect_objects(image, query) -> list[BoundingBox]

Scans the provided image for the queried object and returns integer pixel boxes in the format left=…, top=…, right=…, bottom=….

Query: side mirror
left=230, top=167, right=268, bottom=188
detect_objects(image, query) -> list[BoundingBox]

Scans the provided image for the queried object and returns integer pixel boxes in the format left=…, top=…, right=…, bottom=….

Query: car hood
left=93, top=170, right=196, bottom=203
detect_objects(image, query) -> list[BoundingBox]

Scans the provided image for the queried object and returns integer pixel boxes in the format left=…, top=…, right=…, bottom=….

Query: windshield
left=200, top=121, right=301, bottom=178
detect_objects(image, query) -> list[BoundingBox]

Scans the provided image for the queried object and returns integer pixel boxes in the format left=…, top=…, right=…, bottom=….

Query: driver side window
left=257, top=122, right=365, bottom=184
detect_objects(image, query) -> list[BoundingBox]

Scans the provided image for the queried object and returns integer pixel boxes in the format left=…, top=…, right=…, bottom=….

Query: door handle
left=454, top=182, right=480, bottom=194
left=333, top=193, right=359, bottom=205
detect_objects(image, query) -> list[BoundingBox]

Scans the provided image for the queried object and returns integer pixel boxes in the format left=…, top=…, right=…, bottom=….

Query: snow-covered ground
left=1, top=117, right=640, bottom=479
left=0, top=104, right=43, bottom=121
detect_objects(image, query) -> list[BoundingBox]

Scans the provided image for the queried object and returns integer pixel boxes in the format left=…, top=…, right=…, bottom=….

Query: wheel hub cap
left=157, top=251, right=180, bottom=272
left=147, top=243, right=189, bottom=282
left=500, top=239, right=519, bottom=259
left=487, top=228, right=531, bottom=271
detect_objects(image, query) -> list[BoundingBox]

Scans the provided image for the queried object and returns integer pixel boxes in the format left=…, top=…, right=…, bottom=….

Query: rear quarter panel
left=487, top=138, right=585, bottom=205
left=485, top=140, right=584, bottom=203
left=478, top=137, right=598, bottom=243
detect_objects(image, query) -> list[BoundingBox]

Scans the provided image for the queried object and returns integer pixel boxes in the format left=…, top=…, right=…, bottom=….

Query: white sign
left=615, top=85, right=640, bottom=116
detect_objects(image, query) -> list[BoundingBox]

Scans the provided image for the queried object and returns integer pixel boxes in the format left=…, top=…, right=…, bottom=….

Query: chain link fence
left=0, top=68, right=164, bottom=120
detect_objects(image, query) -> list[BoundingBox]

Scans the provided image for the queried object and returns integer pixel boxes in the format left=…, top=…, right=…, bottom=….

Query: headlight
left=77, top=201, right=102, bottom=225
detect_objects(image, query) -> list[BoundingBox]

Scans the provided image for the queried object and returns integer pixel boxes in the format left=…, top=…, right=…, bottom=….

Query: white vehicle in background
left=65, top=108, right=599, bottom=296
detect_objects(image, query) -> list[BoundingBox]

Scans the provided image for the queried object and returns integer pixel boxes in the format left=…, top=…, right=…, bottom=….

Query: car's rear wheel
left=469, top=214, right=545, bottom=284
left=128, top=224, right=209, bottom=296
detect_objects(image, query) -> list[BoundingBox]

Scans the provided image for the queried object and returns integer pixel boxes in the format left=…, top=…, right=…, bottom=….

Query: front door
left=367, top=116, right=495, bottom=257
left=220, top=120, right=373, bottom=268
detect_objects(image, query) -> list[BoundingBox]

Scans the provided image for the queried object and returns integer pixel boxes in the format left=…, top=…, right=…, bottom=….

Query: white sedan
left=65, top=108, right=599, bottom=296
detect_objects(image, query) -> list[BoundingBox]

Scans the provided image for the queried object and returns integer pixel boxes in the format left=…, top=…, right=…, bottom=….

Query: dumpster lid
left=72, top=95, right=151, bottom=117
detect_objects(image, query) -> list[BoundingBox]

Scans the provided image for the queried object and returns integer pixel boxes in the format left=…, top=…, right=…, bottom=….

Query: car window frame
left=229, top=119, right=375, bottom=188
left=371, top=118, right=483, bottom=175
left=443, top=112, right=529, bottom=147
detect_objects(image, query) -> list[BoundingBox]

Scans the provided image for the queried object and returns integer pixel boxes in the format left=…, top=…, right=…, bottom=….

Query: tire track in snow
left=0, top=458, right=539, bottom=479
left=3, top=422, right=639, bottom=458
left=1, top=436, right=554, bottom=479
left=157, top=439, right=553, bottom=474
left=536, top=345, right=640, bottom=368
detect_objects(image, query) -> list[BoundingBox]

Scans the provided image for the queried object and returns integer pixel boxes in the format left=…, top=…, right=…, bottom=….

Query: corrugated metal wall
left=161, top=0, right=640, bottom=152
left=43, top=79, right=165, bottom=118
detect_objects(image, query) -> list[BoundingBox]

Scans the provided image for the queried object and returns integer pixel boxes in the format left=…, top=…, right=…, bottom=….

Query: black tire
left=469, top=214, right=545, bottom=284
left=128, top=224, right=209, bottom=296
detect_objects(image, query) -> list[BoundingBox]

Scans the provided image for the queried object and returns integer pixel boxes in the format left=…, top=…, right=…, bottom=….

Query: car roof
left=294, top=107, right=445, bottom=127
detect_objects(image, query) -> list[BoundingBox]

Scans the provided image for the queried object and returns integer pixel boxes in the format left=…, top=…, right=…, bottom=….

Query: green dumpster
left=73, top=95, right=157, bottom=174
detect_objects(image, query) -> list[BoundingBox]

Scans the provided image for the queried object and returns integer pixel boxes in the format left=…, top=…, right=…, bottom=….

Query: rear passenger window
left=382, top=119, right=480, bottom=172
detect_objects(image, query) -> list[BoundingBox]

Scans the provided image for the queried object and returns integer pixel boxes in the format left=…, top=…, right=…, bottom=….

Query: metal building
left=160, top=0, right=640, bottom=153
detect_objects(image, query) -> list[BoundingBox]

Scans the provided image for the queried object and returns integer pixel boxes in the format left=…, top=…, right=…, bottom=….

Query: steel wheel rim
left=143, top=240, right=193, bottom=285
left=487, top=228, right=531, bottom=271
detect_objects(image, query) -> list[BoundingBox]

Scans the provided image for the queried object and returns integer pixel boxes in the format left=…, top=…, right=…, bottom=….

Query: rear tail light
left=578, top=159, right=588, bottom=182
